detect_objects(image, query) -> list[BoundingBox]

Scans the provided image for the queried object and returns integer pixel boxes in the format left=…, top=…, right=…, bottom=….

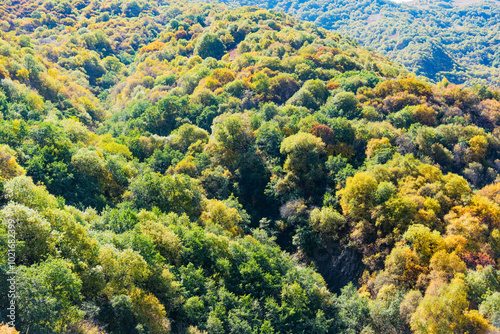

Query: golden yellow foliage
left=445, top=212, right=487, bottom=251
left=169, top=157, right=198, bottom=177
left=468, top=135, right=488, bottom=162
left=411, top=278, right=492, bottom=334
left=0, top=323, right=19, bottom=334
left=16, top=68, right=29, bottom=80
left=140, top=41, right=166, bottom=54
left=365, top=137, right=391, bottom=159
left=130, top=288, right=171, bottom=334
left=429, top=250, right=466, bottom=281
left=200, top=199, right=243, bottom=236
left=412, top=104, right=437, bottom=126
left=0, top=145, right=25, bottom=182
left=96, top=134, right=132, bottom=159
left=138, top=220, right=182, bottom=264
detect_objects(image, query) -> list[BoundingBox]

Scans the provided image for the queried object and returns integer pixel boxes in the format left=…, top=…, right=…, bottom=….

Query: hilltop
left=221, top=0, right=500, bottom=87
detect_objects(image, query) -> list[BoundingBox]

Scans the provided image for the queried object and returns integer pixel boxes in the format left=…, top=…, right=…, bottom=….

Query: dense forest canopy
left=219, top=0, right=500, bottom=88
left=0, top=0, right=499, bottom=333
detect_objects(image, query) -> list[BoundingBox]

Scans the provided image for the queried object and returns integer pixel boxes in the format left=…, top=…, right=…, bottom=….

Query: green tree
left=309, top=206, right=346, bottom=240
left=213, top=114, right=254, bottom=153
left=129, top=172, right=203, bottom=216
left=144, top=95, right=190, bottom=136
left=279, top=132, right=326, bottom=198
left=195, top=33, right=225, bottom=60
left=337, top=283, right=373, bottom=333
left=169, top=123, right=209, bottom=153
left=122, top=1, right=142, bottom=17
left=403, top=224, right=444, bottom=264
left=3, top=175, right=58, bottom=211
left=1, top=203, right=54, bottom=265
left=479, top=292, right=500, bottom=328
left=16, top=258, right=83, bottom=333
left=327, top=92, right=360, bottom=119
left=256, top=121, right=284, bottom=157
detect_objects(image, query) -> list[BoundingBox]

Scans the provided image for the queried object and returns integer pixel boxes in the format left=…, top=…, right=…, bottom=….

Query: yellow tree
left=200, top=199, right=243, bottom=236
left=279, top=132, right=326, bottom=198
left=411, top=277, right=493, bottom=334
left=0, top=145, right=25, bottom=182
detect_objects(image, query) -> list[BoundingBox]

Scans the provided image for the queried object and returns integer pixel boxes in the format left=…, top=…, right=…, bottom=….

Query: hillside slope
left=0, top=1, right=500, bottom=333
left=220, top=0, right=500, bottom=87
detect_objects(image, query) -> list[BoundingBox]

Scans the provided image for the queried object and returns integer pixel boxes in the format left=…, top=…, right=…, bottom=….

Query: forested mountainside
left=1, top=0, right=500, bottom=333
left=219, top=0, right=500, bottom=88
